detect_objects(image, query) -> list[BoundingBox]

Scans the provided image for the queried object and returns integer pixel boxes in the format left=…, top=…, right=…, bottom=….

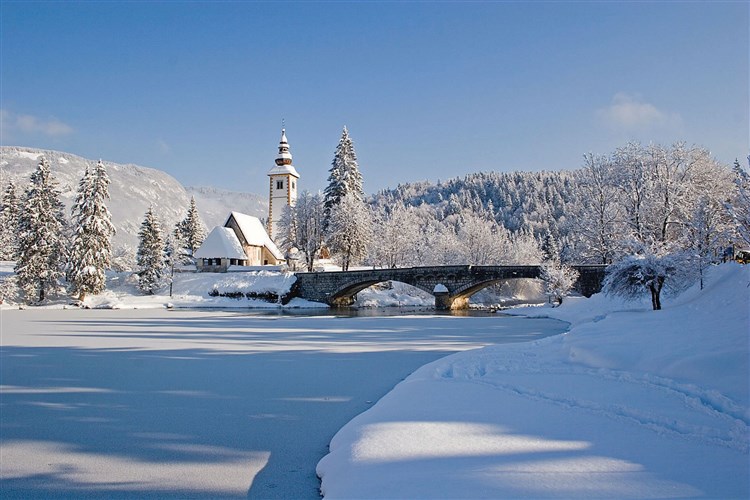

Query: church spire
left=275, top=128, right=293, bottom=166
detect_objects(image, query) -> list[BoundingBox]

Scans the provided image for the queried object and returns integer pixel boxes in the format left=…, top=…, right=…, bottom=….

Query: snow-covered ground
left=317, top=263, right=750, bottom=498
left=0, top=264, right=319, bottom=311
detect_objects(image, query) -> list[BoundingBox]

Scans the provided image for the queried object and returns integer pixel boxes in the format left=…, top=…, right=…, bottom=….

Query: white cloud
left=1, top=109, right=74, bottom=139
left=157, top=139, right=171, bottom=154
left=597, top=93, right=682, bottom=131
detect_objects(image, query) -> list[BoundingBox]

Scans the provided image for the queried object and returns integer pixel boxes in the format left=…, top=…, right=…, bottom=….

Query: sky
left=1, top=1, right=748, bottom=196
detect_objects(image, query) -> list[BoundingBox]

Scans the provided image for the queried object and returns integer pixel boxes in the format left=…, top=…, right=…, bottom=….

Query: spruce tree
left=327, top=195, right=372, bottom=271
left=174, top=196, right=206, bottom=263
left=136, top=207, right=165, bottom=294
left=67, top=160, right=116, bottom=301
left=323, top=126, right=364, bottom=227
left=0, top=181, right=20, bottom=261
left=15, top=157, right=68, bottom=303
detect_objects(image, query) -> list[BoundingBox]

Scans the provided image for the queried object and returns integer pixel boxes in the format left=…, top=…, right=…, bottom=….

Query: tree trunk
left=649, top=285, right=658, bottom=310
left=649, top=279, right=664, bottom=310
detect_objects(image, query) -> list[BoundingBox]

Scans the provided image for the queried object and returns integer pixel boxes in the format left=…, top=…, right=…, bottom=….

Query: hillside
left=0, top=146, right=266, bottom=251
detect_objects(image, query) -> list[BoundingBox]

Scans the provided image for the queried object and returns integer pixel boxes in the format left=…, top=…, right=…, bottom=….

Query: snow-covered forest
left=368, top=143, right=740, bottom=267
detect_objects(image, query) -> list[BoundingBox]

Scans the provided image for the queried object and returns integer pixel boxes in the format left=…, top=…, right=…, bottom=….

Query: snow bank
left=355, top=281, right=434, bottom=308
left=317, top=263, right=750, bottom=498
left=3, top=270, right=317, bottom=310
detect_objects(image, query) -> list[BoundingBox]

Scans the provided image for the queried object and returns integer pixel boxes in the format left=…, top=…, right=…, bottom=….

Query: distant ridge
left=0, top=146, right=266, bottom=251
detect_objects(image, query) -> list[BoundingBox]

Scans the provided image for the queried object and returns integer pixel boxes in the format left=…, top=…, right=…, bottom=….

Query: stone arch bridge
left=290, top=265, right=607, bottom=309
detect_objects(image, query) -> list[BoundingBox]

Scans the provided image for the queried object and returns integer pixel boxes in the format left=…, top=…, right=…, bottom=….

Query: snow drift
left=317, top=263, right=750, bottom=498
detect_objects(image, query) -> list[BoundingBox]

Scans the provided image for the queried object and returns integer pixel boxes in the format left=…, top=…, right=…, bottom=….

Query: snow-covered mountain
left=185, top=186, right=267, bottom=231
left=0, top=146, right=267, bottom=251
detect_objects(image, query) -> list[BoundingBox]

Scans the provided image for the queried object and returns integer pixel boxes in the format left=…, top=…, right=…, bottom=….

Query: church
left=194, top=129, right=298, bottom=272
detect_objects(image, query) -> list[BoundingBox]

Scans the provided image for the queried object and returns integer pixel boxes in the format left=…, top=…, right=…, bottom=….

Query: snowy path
left=0, top=309, right=565, bottom=498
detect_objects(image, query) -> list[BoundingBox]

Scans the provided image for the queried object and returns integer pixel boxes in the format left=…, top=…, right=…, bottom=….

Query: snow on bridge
left=290, top=265, right=607, bottom=309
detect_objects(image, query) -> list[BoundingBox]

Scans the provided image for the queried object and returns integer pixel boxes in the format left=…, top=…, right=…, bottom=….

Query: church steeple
left=275, top=129, right=293, bottom=166
left=267, top=127, right=300, bottom=243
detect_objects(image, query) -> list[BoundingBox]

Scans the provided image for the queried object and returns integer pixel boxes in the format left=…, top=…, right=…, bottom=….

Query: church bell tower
left=267, top=128, right=300, bottom=242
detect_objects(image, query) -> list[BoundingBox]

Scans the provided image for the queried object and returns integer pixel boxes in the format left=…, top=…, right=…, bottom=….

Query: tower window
left=276, top=180, right=283, bottom=190
left=292, top=181, right=296, bottom=189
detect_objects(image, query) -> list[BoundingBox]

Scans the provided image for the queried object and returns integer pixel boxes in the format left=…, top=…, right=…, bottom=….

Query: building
left=195, top=212, right=285, bottom=272
left=194, top=226, right=248, bottom=272
left=267, top=128, right=299, bottom=242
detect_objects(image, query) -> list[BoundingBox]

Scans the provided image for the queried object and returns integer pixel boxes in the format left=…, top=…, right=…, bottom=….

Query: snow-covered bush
left=540, top=262, right=579, bottom=305
left=603, top=251, right=692, bottom=310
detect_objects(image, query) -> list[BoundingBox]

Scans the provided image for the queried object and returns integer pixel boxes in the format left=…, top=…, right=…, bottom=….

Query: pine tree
left=163, top=233, right=176, bottom=297
left=136, top=207, right=165, bottom=294
left=327, top=195, right=372, bottom=271
left=15, top=157, right=68, bottom=303
left=67, top=160, right=116, bottom=301
left=174, top=196, right=206, bottom=263
left=0, top=181, right=20, bottom=261
left=323, top=126, right=364, bottom=228
left=541, top=229, right=560, bottom=263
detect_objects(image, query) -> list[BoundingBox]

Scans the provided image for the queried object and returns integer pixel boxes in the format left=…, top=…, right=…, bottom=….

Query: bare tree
left=278, top=191, right=325, bottom=272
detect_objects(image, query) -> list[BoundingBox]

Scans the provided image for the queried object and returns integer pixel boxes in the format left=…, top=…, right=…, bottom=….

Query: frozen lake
left=0, top=309, right=567, bottom=498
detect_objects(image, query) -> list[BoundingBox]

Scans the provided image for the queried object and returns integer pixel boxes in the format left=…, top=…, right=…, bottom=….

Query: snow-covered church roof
left=194, top=226, right=247, bottom=260
left=225, top=212, right=285, bottom=260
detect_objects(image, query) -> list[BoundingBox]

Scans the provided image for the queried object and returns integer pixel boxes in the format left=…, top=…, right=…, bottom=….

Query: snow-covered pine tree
left=327, top=195, right=372, bottom=271
left=0, top=181, right=20, bottom=261
left=136, top=206, right=165, bottom=294
left=323, top=126, right=364, bottom=228
left=67, top=160, right=116, bottom=301
left=540, top=229, right=561, bottom=263
left=15, top=157, right=68, bottom=303
left=174, top=196, right=206, bottom=263
left=163, top=232, right=176, bottom=297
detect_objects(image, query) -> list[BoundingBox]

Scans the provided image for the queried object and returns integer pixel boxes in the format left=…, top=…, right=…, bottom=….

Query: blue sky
left=2, top=1, right=747, bottom=195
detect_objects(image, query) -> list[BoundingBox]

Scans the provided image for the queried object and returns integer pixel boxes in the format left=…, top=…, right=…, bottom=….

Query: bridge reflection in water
left=290, top=265, right=607, bottom=310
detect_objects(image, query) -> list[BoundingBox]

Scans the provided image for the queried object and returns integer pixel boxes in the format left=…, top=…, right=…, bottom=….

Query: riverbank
left=316, top=263, right=750, bottom=498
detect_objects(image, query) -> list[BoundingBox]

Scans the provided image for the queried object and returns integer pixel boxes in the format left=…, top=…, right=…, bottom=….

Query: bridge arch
left=329, top=278, right=435, bottom=306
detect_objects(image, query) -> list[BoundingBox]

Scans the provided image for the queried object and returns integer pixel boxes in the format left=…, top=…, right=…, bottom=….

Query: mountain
left=186, top=186, right=267, bottom=230
left=0, top=146, right=267, bottom=251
